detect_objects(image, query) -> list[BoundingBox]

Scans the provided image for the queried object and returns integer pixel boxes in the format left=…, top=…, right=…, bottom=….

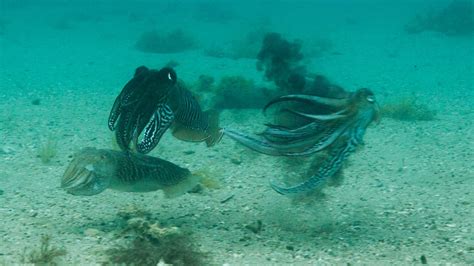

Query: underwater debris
left=381, top=96, right=437, bottom=121
left=135, top=29, right=196, bottom=54
left=38, top=135, right=58, bottom=164
left=404, top=0, right=474, bottom=36
left=31, top=99, right=41, bottom=105
left=106, top=214, right=208, bottom=266
left=22, top=235, right=67, bottom=265
left=220, top=194, right=234, bottom=203
left=244, top=220, right=263, bottom=234
left=213, top=75, right=268, bottom=109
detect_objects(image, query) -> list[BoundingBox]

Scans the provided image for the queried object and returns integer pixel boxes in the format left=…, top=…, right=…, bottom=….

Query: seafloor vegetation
left=105, top=206, right=208, bottom=266
left=213, top=75, right=268, bottom=109
left=21, top=235, right=67, bottom=265
left=381, top=96, right=437, bottom=121
left=135, top=29, right=197, bottom=54
left=37, top=135, right=58, bottom=164
left=405, top=0, right=474, bottom=36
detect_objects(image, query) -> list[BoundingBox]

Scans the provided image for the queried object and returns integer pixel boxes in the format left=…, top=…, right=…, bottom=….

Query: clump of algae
left=381, top=96, right=436, bottom=121
left=38, top=135, right=58, bottom=163
left=21, top=235, right=67, bottom=265
left=213, top=75, right=268, bottom=109
left=106, top=207, right=209, bottom=266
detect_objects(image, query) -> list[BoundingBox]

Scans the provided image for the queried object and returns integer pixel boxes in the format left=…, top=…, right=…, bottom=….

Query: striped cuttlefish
left=108, top=66, right=222, bottom=154
left=61, top=147, right=200, bottom=197
left=224, top=88, right=379, bottom=195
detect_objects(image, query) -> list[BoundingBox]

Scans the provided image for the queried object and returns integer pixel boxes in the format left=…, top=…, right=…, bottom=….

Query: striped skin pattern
left=224, top=88, right=379, bottom=195
left=108, top=66, right=221, bottom=154
left=108, top=66, right=177, bottom=153
left=61, top=147, right=199, bottom=197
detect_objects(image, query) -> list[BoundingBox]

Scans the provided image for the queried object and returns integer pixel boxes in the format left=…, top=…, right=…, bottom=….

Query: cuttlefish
left=61, top=147, right=200, bottom=197
left=223, top=88, right=379, bottom=195
left=108, top=66, right=221, bottom=154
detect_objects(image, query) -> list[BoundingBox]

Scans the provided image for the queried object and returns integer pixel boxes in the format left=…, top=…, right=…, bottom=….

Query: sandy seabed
left=1, top=3, right=473, bottom=265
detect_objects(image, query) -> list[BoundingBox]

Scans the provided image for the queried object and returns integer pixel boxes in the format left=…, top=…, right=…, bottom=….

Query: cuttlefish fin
left=172, top=123, right=208, bottom=142
left=162, top=173, right=201, bottom=198
left=136, top=104, right=174, bottom=153
left=171, top=110, right=223, bottom=147
left=204, top=110, right=223, bottom=147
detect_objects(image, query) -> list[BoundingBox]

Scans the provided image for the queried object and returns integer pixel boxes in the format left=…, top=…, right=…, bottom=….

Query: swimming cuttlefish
left=61, top=147, right=200, bottom=197
left=223, top=88, right=380, bottom=195
left=108, top=66, right=222, bottom=154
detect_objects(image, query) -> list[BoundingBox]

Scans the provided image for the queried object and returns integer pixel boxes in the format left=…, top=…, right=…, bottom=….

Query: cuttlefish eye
left=162, top=67, right=177, bottom=83
left=366, top=95, right=375, bottom=103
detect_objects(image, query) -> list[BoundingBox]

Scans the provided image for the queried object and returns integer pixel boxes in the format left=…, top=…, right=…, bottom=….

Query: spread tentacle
left=270, top=138, right=357, bottom=194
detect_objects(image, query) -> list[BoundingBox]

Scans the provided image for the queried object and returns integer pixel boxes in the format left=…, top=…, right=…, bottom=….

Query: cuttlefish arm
left=270, top=138, right=357, bottom=194
left=108, top=66, right=177, bottom=152
left=115, top=110, right=139, bottom=151
left=136, top=104, right=175, bottom=153
left=283, top=108, right=348, bottom=121
left=224, top=123, right=346, bottom=156
left=108, top=66, right=150, bottom=131
left=223, top=128, right=287, bottom=156
left=260, top=122, right=324, bottom=142
left=263, top=94, right=349, bottom=112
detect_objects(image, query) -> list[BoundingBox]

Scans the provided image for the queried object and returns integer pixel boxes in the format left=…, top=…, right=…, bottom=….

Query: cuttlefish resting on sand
left=108, top=66, right=222, bottom=154
left=61, top=147, right=200, bottom=197
left=223, top=88, right=379, bottom=195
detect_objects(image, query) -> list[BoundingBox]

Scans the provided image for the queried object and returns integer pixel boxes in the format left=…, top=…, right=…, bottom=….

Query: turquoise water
left=0, top=0, right=473, bottom=264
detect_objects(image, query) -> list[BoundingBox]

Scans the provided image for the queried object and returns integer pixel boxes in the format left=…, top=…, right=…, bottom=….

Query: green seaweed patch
left=21, top=235, right=67, bottom=265
left=38, top=135, right=58, bottom=163
left=381, top=97, right=437, bottom=121
left=213, top=75, right=269, bottom=109
left=135, top=29, right=197, bottom=54
left=192, top=74, right=216, bottom=92
left=106, top=215, right=208, bottom=266
left=404, top=0, right=474, bottom=36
